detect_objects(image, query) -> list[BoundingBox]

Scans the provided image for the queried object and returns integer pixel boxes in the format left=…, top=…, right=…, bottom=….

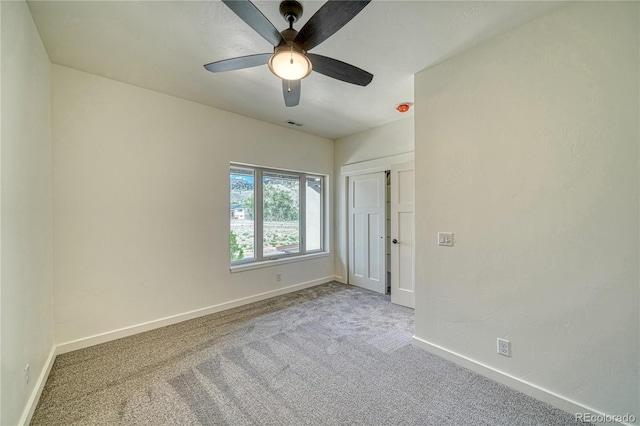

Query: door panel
left=352, top=213, right=365, bottom=278
left=391, top=162, right=415, bottom=308
left=397, top=212, right=414, bottom=291
left=348, top=173, right=386, bottom=294
left=354, top=179, right=381, bottom=208
left=368, top=213, right=381, bottom=281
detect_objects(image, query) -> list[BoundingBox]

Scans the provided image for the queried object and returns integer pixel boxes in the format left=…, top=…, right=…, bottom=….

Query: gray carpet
left=31, top=282, right=586, bottom=425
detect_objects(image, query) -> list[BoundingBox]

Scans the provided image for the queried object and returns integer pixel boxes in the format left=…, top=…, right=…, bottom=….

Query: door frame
left=339, top=152, right=414, bottom=287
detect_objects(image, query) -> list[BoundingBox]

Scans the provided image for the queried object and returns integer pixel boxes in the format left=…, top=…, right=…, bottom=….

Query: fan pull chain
left=287, top=80, right=291, bottom=93
left=290, top=45, right=294, bottom=65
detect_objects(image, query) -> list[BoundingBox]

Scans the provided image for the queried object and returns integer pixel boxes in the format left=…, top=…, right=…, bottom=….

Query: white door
left=348, top=172, right=386, bottom=294
left=390, top=161, right=415, bottom=308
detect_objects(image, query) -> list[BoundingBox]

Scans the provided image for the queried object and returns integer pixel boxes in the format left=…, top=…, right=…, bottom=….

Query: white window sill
left=230, top=251, right=330, bottom=273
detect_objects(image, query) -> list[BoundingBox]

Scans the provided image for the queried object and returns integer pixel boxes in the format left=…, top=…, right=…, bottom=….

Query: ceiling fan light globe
left=268, top=48, right=312, bottom=80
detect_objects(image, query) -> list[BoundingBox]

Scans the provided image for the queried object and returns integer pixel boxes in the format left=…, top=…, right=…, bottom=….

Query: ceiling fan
left=204, top=0, right=373, bottom=107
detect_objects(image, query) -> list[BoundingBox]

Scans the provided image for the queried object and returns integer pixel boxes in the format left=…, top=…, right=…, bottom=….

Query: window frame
left=230, top=163, right=326, bottom=269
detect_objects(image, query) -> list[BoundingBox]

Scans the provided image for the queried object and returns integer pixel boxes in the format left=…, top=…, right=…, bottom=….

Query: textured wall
left=1, top=1, right=55, bottom=424
left=52, top=65, right=334, bottom=346
left=414, top=2, right=638, bottom=419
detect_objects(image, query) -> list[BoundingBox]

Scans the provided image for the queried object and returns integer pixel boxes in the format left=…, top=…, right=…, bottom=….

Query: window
left=230, top=164, right=325, bottom=266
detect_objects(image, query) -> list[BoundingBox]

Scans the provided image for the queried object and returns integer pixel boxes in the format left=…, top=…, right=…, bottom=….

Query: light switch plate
left=438, top=232, right=454, bottom=246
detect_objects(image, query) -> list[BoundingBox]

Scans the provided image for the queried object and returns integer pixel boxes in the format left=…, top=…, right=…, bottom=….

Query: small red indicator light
left=396, top=103, right=411, bottom=113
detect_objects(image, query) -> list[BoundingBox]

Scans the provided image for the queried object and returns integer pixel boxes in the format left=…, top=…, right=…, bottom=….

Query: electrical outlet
left=276, top=273, right=282, bottom=281
left=24, top=364, right=30, bottom=388
left=497, top=338, right=510, bottom=357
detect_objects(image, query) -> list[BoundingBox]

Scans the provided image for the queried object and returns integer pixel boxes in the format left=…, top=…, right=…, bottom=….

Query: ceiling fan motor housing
left=280, top=28, right=298, bottom=44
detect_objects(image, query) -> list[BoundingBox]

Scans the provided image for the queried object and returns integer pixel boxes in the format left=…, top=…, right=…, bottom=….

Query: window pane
left=230, top=167, right=255, bottom=262
left=306, top=176, right=323, bottom=251
left=262, top=172, right=300, bottom=257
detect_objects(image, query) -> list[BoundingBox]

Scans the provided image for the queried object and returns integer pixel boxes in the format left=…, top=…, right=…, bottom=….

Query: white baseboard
left=57, top=276, right=334, bottom=354
left=19, top=344, right=57, bottom=426
left=412, top=336, right=632, bottom=426
left=333, top=275, right=346, bottom=284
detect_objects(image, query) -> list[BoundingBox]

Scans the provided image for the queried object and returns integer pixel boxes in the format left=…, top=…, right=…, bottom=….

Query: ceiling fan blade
left=307, top=53, right=373, bottom=86
left=295, top=0, right=371, bottom=52
left=282, top=79, right=301, bottom=107
left=204, top=53, right=271, bottom=73
left=222, top=0, right=283, bottom=46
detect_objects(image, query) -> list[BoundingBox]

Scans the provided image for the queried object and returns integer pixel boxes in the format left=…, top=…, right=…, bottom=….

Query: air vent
left=285, top=120, right=304, bottom=127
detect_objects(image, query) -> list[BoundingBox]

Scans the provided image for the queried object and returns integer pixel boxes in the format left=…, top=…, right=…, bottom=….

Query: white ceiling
left=27, top=0, right=562, bottom=139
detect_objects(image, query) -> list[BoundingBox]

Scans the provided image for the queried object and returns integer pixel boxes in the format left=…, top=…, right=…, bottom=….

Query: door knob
left=392, top=239, right=398, bottom=244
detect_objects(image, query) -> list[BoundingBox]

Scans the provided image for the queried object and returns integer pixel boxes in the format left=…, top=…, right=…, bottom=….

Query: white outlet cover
left=497, top=338, right=510, bottom=357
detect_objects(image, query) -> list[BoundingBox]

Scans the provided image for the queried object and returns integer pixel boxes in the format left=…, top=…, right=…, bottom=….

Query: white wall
left=1, top=1, right=55, bottom=424
left=414, top=2, right=638, bottom=420
left=52, top=65, right=334, bottom=347
left=333, top=117, right=414, bottom=282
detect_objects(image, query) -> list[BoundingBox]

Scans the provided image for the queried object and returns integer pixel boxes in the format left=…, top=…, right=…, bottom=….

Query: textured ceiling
left=27, top=1, right=562, bottom=139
